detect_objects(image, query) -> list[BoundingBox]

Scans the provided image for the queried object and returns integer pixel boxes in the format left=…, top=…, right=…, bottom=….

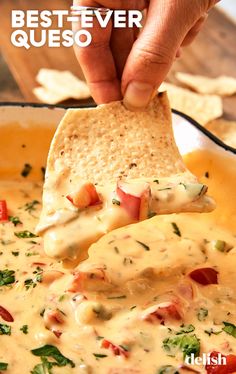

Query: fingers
left=110, top=28, right=136, bottom=79
left=73, top=0, right=121, bottom=104
left=181, top=13, right=208, bottom=47
left=122, top=0, right=207, bottom=110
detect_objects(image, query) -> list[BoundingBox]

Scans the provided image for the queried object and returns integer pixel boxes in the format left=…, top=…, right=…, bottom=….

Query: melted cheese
left=0, top=149, right=235, bottom=374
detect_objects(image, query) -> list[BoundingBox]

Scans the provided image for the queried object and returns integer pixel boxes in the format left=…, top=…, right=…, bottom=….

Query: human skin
left=73, top=0, right=220, bottom=110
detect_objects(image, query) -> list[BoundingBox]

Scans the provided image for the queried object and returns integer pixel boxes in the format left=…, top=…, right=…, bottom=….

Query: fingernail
left=124, top=81, right=155, bottom=110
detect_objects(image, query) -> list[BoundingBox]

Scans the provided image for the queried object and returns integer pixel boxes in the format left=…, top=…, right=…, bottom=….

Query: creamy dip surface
left=0, top=149, right=236, bottom=374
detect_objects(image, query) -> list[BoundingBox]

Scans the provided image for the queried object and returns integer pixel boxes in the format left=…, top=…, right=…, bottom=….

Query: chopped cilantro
left=20, top=325, right=28, bottom=334
left=0, top=363, right=8, bottom=371
left=24, top=267, right=42, bottom=290
left=112, top=198, right=120, bottom=206
left=204, top=328, right=222, bottom=336
left=107, top=295, right=126, bottom=300
left=162, top=334, right=200, bottom=359
left=12, top=251, right=19, bottom=257
left=31, top=357, right=54, bottom=374
left=93, top=353, right=107, bottom=359
left=197, top=308, right=208, bottom=321
left=0, top=323, right=11, bottom=335
left=136, top=240, right=150, bottom=251
left=157, top=366, right=179, bottom=374
left=148, top=211, right=157, bottom=218
left=25, top=252, right=39, bottom=257
left=171, top=222, right=181, bottom=237
left=31, top=344, right=75, bottom=368
left=9, top=216, right=22, bottom=226
left=14, top=230, right=38, bottom=239
left=222, top=321, right=236, bottom=338
left=23, top=200, right=40, bottom=214
left=176, top=324, right=195, bottom=335
left=0, top=270, right=15, bottom=286
left=21, top=163, right=32, bottom=177
left=153, top=179, right=160, bottom=184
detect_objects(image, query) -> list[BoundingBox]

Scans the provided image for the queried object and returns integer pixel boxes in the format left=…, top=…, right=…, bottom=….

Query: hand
left=73, top=0, right=219, bottom=110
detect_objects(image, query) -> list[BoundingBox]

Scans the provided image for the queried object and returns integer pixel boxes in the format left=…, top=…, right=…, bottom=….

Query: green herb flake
left=14, top=230, right=38, bottom=239
left=153, top=179, right=159, bottom=184
left=31, top=357, right=53, bottom=374
left=12, top=251, right=19, bottom=257
left=136, top=240, right=150, bottom=251
left=0, top=269, right=15, bottom=286
left=31, top=344, right=75, bottom=368
left=176, top=324, right=195, bottom=335
left=204, top=328, right=222, bottom=336
left=112, top=198, right=120, bottom=206
left=162, top=334, right=200, bottom=359
left=93, top=353, right=107, bottom=359
left=148, top=211, right=157, bottom=218
left=9, top=216, right=22, bottom=227
left=171, top=222, right=181, bottom=237
left=25, top=267, right=43, bottom=290
left=157, top=365, right=179, bottom=374
left=0, top=363, right=8, bottom=371
left=20, top=325, right=28, bottom=334
left=197, top=308, right=208, bottom=321
left=205, top=172, right=209, bottom=178
left=107, top=295, right=127, bottom=300
left=222, top=321, right=236, bottom=338
left=0, top=323, right=11, bottom=335
left=21, top=163, right=32, bottom=178
left=23, top=200, right=40, bottom=214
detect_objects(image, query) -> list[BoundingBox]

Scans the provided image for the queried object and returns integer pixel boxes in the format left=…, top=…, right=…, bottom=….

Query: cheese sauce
left=0, top=149, right=235, bottom=374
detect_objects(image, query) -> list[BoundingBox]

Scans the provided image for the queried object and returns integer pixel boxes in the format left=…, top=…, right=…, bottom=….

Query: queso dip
left=0, top=149, right=235, bottom=374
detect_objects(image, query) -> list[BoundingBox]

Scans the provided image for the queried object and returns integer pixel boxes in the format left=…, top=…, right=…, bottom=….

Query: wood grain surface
left=0, top=2, right=235, bottom=119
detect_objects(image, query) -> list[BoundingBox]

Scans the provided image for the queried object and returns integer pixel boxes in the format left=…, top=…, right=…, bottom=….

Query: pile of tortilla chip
left=159, top=72, right=236, bottom=148
left=33, top=69, right=91, bottom=104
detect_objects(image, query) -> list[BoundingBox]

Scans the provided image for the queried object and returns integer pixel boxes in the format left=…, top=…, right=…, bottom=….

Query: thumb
left=122, top=0, right=203, bottom=110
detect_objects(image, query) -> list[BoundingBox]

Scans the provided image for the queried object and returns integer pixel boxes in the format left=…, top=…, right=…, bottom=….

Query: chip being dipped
left=36, top=93, right=215, bottom=262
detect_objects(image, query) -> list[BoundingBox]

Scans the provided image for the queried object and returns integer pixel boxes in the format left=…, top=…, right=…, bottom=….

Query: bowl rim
left=0, top=101, right=235, bottom=155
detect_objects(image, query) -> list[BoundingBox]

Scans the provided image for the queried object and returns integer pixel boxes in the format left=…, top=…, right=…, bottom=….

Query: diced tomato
left=116, top=181, right=150, bottom=220
left=142, top=302, right=182, bottom=323
left=0, top=200, right=8, bottom=222
left=68, top=268, right=110, bottom=293
left=67, top=272, right=87, bottom=293
left=66, top=182, right=100, bottom=209
left=102, top=339, right=129, bottom=358
left=205, top=351, right=236, bottom=374
left=0, top=305, right=14, bottom=322
left=189, top=268, right=218, bottom=285
left=31, top=262, right=46, bottom=267
left=52, top=330, right=62, bottom=338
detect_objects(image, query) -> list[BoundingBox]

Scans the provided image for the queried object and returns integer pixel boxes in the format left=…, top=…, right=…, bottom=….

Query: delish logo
left=185, top=352, right=226, bottom=366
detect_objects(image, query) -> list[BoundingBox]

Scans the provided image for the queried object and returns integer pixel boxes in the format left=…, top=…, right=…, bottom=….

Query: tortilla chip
left=34, top=69, right=90, bottom=104
left=159, top=82, right=223, bottom=125
left=33, top=86, right=70, bottom=105
left=176, top=72, right=236, bottom=96
left=206, top=119, right=236, bottom=148
left=37, top=93, right=215, bottom=261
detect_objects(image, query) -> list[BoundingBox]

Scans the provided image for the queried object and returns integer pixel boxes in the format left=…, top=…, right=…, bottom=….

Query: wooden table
left=0, top=2, right=235, bottom=119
